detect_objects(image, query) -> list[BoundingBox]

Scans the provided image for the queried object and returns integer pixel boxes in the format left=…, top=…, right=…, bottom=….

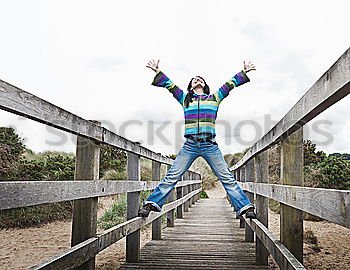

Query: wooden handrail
left=239, top=182, right=350, bottom=228
left=0, top=180, right=202, bottom=210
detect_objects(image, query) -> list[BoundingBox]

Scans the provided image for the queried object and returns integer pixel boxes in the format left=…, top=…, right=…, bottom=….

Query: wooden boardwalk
left=118, top=195, right=270, bottom=270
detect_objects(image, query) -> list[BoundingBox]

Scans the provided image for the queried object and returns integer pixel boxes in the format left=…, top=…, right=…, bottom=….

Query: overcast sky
left=0, top=0, right=349, bottom=156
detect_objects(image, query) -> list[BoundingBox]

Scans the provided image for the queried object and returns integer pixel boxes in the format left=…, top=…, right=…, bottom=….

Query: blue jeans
left=142, top=137, right=255, bottom=216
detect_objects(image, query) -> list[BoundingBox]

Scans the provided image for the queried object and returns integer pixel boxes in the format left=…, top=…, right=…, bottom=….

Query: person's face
left=191, top=76, right=205, bottom=90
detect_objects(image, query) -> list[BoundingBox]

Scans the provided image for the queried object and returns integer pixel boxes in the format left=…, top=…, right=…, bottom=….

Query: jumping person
left=138, top=59, right=257, bottom=219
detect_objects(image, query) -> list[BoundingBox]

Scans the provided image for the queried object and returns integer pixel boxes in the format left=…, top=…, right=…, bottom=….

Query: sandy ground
left=268, top=209, right=350, bottom=270
left=0, top=195, right=153, bottom=270
left=1, top=183, right=349, bottom=269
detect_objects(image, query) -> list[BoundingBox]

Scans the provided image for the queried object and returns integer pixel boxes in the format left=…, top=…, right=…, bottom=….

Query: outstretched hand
left=146, top=59, right=160, bottom=73
left=243, top=61, right=256, bottom=73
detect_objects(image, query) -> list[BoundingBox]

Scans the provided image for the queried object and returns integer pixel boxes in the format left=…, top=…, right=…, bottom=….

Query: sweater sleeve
left=151, top=70, right=185, bottom=106
left=213, top=70, right=250, bottom=104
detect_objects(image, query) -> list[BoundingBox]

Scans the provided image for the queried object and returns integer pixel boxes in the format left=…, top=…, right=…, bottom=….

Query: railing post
left=71, top=120, right=100, bottom=270
left=166, top=164, right=175, bottom=227
left=190, top=172, right=195, bottom=205
left=152, top=159, right=162, bottom=240
left=176, top=174, right=184, bottom=218
left=188, top=172, right=193, bottom=207
left=245, top=160, right=255, bottom=242
left=183, top=171, right=189, bottom=212
left=280, top=128, right=304, bottom=264
left=195, top=173, right=200, bottom=202
left=126, top=147, right=141, bottom=262
left=255, top=150, right=269, bottom=265
left=239, top=167, right=245, bottom=228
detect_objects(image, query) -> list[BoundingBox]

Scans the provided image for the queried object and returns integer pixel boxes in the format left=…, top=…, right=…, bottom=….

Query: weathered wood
left=244, top=217, right=306, bottom=270
left=119, top=196, right=269, bottom=270
left=189, top=173, right=194, bottom=206
left=239, top=182, right=350, bottom=228
left=166, top=165, right=175, bottom=227
left=244, top=160, right=254, bottom=242
left=183, top=172, right=189, bottom=212
left=254, top=150, right=269, bottom=265
left=28, top=238, right=99, bottom=270
left=231, top=47, right=350, bottom=171
left=239, top=167, right=245, bottom=228
left=126, top=151, right=141, bottom=263
left=152, top=160, right=162, bottom=240
left=280, top=128, right=304, bottom=264
left=0, top=180, right=201, bottom=210
left=30, top=188, right=201, bottom=270
left=177, top=175, right=184, bottom=218
left=71, top=120, right=100, bottom=270
left=194, top=174, right=201, bottom=202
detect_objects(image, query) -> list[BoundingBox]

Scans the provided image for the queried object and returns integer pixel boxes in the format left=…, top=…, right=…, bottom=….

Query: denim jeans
left=142, top=137, right=255, bottom=216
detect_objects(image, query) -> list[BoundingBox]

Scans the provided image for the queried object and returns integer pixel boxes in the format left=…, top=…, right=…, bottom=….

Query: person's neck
left=193, top=87, right=204, bottom=95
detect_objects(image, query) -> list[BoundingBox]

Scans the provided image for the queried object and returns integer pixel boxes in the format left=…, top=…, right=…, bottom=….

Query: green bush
left=100, top=145, right=127, bottom=179
left=98, top=194, right=127, bottom=230
left=0, top=201, right=72, bottom=228
left=318, top=156, right=350, bottom=190
left=199, top=190, right=209, bottom=199
left=97, top=190, right=154, bottom=230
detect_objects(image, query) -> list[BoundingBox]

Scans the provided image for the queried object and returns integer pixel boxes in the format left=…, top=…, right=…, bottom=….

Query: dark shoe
left=138, top=204, right=156, bottom=217
left=239, top=207, right=257, bottom=219
left=245, top=209, right=257, bottom=219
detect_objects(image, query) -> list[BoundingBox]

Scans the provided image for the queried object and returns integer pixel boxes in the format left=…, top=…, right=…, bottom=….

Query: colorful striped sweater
left=151, top=70, right=250, bottom=137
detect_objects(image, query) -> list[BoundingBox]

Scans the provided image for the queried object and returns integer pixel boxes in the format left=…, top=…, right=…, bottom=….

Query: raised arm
left=213, top=61, right=256, bottom=105
left=146, top=59, right=185, bottom=106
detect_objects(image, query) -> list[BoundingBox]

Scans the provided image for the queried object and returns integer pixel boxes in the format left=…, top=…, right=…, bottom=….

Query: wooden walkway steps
left=118, top=196, right=270, bottom=270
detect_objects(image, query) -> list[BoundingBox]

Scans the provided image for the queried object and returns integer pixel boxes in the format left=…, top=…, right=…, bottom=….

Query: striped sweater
left=151, top=70, right=250, bottom=137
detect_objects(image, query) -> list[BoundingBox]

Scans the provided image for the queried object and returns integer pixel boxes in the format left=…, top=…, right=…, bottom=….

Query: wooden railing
left=0, top=79, right=202, bottom=269
left=229, top=47, right=350, bottom=270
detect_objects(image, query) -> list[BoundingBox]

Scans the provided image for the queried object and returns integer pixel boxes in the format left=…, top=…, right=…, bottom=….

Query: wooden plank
left=184, top=172, right=189, bottom=212
left=280, top=128, right=304, bottom=263
left=239, top=167, right=245, bottom=228
left=254, top=150, right=269, bottom=265
left=71, top=120, right=100, bottom=270
left=177, top=175, right=184, bottom=218
left=239, top=182, right=350, bottom=229
left=0, top=180, right=201, bottom=210
left=243, top=217, right=306, bottom=270
left=166, top=164, right=175, bottom=227
left=126, top=151, right=141, bottom=263
left=29, top=189, right=201, bottom=270
left=245, top=161, right=254, bottom=242
left=152, top=160, right=162, bottom=240
left=28, top=238, right=99, bottom=270
left=231, top=47, right=350, bottom=171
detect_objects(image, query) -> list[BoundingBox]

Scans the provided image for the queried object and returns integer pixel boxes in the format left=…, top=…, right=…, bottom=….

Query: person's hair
left=184, top=76, right=210, bottom=108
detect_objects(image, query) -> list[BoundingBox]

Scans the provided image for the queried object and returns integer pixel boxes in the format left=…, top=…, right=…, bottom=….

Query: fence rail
left=239, top=182, right=350, bottom=228
left=0, top=179, right=201, bottom=210
left=229, top=47, right=350, bottom=270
